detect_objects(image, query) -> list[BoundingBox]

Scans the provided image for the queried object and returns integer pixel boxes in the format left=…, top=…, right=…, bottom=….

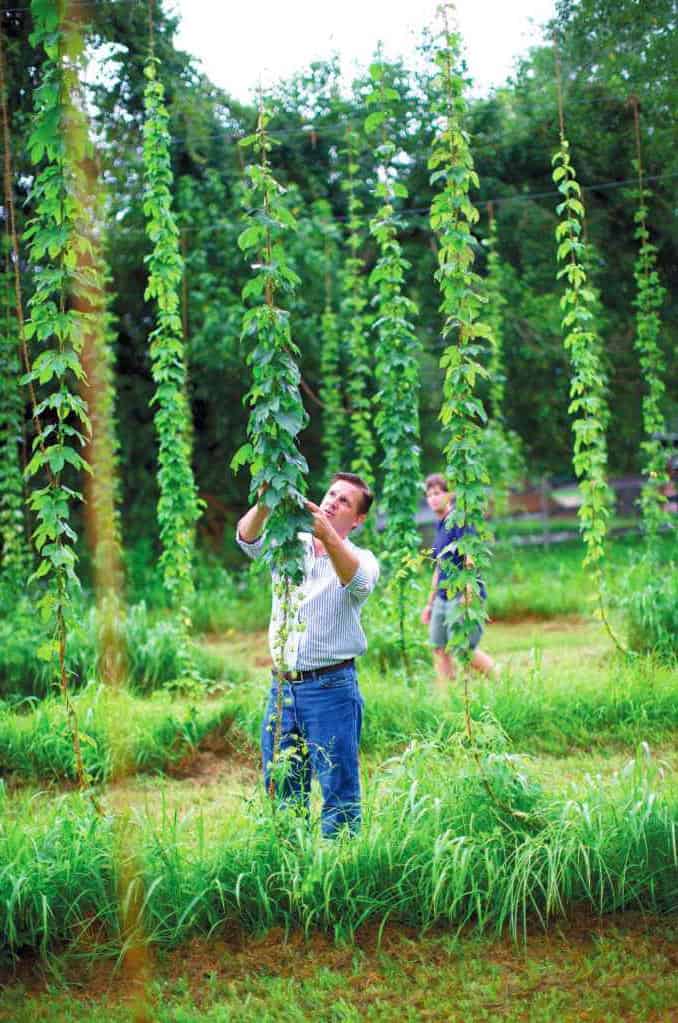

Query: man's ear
left=351, top=514, right=367, bottom=532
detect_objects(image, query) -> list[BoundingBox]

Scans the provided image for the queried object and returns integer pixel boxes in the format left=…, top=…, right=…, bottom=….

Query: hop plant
left=428, top=6, right=493, bottom=659
left=552, top=138, right=614, bottom=581
left=341, top=126, right=375, bottom=493
left=142, top=56, right=202, bottom=641
left=233, top=103, right=309, bottom=588
left=21, top=0, right=101, bottom=788
left=629, top=134, right=671, bottom=541
left=365, top=60, right=422, bottom=668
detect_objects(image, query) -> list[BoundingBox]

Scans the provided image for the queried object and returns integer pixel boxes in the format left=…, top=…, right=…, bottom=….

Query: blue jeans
left=261, top=663, right=363, bottom=838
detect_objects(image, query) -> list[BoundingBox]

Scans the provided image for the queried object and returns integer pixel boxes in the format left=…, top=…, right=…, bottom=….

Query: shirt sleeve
left=235, top=529, right=265, bottom=560
left=343, top=549, right=380, bottom=603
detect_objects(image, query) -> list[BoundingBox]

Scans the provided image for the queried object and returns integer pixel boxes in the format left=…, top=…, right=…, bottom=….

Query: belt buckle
left=281, top=669, right=301, bottom=683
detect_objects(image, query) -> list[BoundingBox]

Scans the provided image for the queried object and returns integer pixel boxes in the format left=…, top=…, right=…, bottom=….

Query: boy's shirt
left=432, top=517, right=487, bottom=602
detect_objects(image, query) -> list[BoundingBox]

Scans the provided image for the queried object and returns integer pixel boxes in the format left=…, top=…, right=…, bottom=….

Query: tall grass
left=620, top=551, right=677, bottom=663
left=0, top=687, right=237, bottom=783
left=1, top=746, right=675, bottom=961
left=222, top=654, right=678, bottom=758
left=0, top=598, right=236, bottom=702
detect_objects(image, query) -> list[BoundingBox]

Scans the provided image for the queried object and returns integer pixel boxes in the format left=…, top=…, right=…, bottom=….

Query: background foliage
left=0, top=0, right=674, bottom=563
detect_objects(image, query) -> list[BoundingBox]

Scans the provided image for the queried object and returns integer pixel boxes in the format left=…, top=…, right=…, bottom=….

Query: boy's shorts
left=429, top=594, right=483, bottom=652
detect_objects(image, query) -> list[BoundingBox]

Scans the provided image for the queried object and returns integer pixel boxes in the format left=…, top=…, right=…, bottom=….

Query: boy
left=420, top=473, right=496, bottom=689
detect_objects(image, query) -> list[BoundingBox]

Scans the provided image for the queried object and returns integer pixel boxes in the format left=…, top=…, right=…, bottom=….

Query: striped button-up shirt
left=236, top=530, right=379, bottom=671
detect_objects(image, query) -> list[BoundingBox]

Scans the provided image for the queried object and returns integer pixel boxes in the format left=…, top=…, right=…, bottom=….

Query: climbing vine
left=234, top=102, right=309, bottom=782
left=552, top=52, right=618, bottom=645
left=428, top=6, right=492, bottom=660
left=234, top=103, right=308, bottom=591
left=365, top=60, right=421, bottom=665
left=142, top=54, right=201, bottom=640
left=482, top=208, right=524, bottom=519
left=341, top=125, right=375, bottom=499
left=0, top=30, right=34, bottom=594
left=629, top=99, right=671, bottom=541
left=21, top=0, right=96, bottom=788
left=0, top=254, right=29, bottom=589
left=315, top=199, right=345, bottom=477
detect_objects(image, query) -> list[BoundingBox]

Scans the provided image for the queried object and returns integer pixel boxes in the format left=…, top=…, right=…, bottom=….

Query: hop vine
left=22, top=0, right=96, bottom=788
left=0, top=255, right=29, bottom=589
left=551, top=71, right=618, bottom=642
left=315, top=200, right=345, bottom=477
left=234, top=103, right=309, bottom=591
left=341, top=126, right=375, bottom=494
left=629, top=99, right=671, bottom=541
left=365, top=60, right=422, bottom=665
left=428, top=7, right=493, bottom=659
left=142, top=55, right=201, bottom=638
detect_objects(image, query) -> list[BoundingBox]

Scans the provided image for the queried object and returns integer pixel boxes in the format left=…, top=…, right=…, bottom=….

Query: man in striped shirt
left=237, top=472, right=379, bottom=837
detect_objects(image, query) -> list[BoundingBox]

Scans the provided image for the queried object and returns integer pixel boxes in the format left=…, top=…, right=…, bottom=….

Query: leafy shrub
left=0, top=597, right=233, bottom=702
left=623, top=559, right=677, bottom=662
left=122, top=539, right=271, bottom=635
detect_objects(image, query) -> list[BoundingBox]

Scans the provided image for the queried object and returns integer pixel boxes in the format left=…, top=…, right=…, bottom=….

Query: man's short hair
left=331, top=472, right=374, bottom=516
left=425, top=473, right=449, bottom=494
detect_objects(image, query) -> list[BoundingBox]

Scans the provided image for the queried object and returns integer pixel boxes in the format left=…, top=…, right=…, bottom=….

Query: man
left=420, top=473, right=496, bottom=689
left=236, top=472, right=379, bottom=837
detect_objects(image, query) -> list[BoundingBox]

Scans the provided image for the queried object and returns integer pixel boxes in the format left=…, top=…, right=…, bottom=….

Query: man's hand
left=421, top=603, right=432, bottom=625
left=305, top=500, right=336, bottom=544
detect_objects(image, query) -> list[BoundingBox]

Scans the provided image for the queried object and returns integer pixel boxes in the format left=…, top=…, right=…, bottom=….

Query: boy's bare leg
left=433, top=648, right=456, bottom=692
left=470, top=648, right=497, bottom=677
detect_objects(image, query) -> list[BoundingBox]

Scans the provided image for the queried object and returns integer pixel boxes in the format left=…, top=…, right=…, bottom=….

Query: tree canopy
left=1, top=0, right=675, bottom=554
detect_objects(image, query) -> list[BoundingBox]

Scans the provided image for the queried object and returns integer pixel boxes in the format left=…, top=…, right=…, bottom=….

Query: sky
left=171, top=0, right=556, bottom=102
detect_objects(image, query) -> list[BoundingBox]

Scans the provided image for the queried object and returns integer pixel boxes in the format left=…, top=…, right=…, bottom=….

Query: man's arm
left=305, top=500, right=360, bottom=585
left=236, top=499, right=270, bottom=543
left=321, top=525, right=361, bottom=586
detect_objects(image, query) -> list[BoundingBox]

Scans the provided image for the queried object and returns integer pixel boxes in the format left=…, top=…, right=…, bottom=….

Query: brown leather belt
left=273, top=658, right=355, bottom=683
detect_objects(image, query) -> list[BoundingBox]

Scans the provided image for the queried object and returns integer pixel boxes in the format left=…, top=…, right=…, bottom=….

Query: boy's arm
left=421, top=566, right=439, bottom=624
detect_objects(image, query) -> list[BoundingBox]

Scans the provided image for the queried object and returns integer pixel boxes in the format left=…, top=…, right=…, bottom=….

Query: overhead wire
left=128, top=170, right=677, bottom=239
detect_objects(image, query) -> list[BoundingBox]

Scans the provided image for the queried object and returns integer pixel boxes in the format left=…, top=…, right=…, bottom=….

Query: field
left=2, top=1, right=676, bottom=1018
left=1, top=534, right=676, bottom=1022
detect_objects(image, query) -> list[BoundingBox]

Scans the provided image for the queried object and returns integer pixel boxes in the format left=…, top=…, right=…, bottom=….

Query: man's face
left=320, top=479, right=366, bottom=538
left=426, top=484, right=451, bottom=516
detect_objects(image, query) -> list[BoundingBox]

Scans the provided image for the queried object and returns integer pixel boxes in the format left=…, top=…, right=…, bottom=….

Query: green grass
left=1, top=743, right=676, bottom=963
left=1, top=530, right=676, bottom=1008
left=2, top=916, right=677, bottom=1021
left=206, top=648, right=678, bottom=760
left=0, top=687, right=237, bottom=783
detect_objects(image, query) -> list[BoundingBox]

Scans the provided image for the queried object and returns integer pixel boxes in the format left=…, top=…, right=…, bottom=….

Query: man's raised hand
left=305, top=500, right=334, bottom=543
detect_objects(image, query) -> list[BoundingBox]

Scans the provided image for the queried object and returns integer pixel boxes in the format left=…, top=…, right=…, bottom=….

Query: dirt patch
left=490, top=613, right=588, bottom=627
left=166, top=722, right=258, bottom=781
left=2, top=912, right=676, bottom=1012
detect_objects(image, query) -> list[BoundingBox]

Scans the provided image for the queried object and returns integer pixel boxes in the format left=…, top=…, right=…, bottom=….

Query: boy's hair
left=424, top=473, right=449, bottom=494
left=331, top=472, right=374, bottom=515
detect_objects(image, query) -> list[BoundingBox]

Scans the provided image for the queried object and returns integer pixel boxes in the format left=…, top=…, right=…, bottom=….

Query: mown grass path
left=1, top=913, right=677, bottom=1021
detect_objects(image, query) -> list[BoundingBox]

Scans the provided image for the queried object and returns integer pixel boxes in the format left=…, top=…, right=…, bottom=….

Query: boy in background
left=420, top=473, right=496, bottom=690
